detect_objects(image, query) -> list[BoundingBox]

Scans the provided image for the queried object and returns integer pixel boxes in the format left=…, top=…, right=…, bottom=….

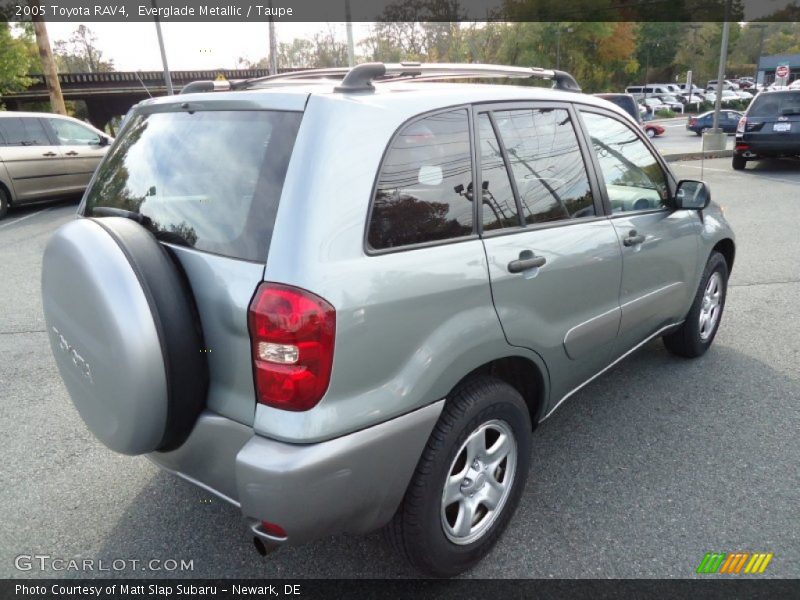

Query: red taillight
left=689, top=118, right=697, bottom=126
left=248, top=282, right=335, bottom=411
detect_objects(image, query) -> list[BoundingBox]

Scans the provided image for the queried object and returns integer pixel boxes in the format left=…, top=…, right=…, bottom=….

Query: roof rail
left=235, top=62, right=581, bottom=93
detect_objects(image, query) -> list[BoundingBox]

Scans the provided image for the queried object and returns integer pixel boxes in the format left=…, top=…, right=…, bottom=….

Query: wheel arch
left=449, top=355, right=548, bottom=430
left=713, top=238, right=735, bottom=273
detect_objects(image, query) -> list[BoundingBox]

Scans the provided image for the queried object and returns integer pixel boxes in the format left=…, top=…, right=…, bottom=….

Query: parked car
left=40, top=63, right=735, bottom=577
left=0, top=112, right=112, bottom=219
left=707, top=79, right=740, bottom=91
left=686, top=110, right=744, bottom=135
left=594, top=93, right=665, bottom=138
left=625, top=84, right=673, bottom=101
left=659, top=94, right=685, bottom=112
left=733, top=88, right=800, bottom=169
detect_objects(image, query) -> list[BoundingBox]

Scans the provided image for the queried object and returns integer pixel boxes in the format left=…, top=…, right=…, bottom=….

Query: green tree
left=0, top=23, right=35, bottom=98
left=53, top=25, right=114, bottom=73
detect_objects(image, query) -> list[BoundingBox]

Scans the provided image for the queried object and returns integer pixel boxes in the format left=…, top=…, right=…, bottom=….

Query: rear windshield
left=84, top=109, right=302, bottom=262
left=748, top=91, right=800, bottom=118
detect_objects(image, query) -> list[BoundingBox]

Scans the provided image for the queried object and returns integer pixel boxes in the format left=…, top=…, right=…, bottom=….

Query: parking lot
left=1, top=157, right=799, bottom=579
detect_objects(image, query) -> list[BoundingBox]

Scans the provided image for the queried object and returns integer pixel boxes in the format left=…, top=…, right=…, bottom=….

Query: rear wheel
left=0, top=187, right=8, bottom=220
left=646, top=127, right=656, bottom=138
left=663, top=251, right=728, bottom=358
left=732, top=154, right=747, bottom=170
left=386, top=376, right=531, bottom=577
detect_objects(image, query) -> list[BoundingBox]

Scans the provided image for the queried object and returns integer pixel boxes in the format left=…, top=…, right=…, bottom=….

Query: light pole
left=555, top=24, right=573, bottom=71
left=644, top=41, right=660, bottom=99
left=751, top=24, right=768, bottom=86
left=705, top=0, right=732, bottom=151
left=151, top=0, right=173, bottom=95
left=345, top=0, right=355, bottom=67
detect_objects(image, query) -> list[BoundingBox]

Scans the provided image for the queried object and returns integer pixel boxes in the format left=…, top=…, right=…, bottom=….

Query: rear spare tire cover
left=41, top=216, right=208, bottom=455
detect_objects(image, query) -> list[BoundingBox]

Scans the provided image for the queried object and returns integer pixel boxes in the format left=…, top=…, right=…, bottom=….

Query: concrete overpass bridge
left=1, top=69, right=274, bottom=130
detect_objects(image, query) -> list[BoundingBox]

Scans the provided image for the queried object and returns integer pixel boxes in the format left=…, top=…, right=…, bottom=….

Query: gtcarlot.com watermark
left=14, top=554, right=194, bottom=573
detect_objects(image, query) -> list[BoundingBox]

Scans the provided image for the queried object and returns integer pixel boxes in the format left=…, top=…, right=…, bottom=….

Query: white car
left=659, top=95, right=685, bottom=112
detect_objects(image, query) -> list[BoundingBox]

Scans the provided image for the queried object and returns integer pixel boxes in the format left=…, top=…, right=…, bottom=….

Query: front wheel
left=386, top=376, right=532, bottom=577
left=646, top=127, right=656, bottom=138
left=732, top=154, right=747, bottom=170
left=663, top=251, right=729, bottom=358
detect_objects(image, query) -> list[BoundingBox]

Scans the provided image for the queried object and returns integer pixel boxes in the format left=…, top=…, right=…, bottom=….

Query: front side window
left=368, top=109, right=474, bottom=250
left=492, top=108, right=595, bottom=224
left=49, top=118, right=101, bottom=145
left=580, top=111, right=669, bottom=213
left=0, top=117, right=50, bottom=146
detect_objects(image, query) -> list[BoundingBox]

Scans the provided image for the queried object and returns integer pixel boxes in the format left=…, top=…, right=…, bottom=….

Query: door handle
left=65, top=151, right=79, bottom=156
left=623, top=230, right=646, bottom=247
left=42, top=152, right=57, bottom=157
left=508, top=251, right=547, bottom=273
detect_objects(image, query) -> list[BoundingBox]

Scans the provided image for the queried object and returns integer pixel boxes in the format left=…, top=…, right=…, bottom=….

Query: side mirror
left=95, top=136, right=110, bottom=147
left=674, top=179, right=710, bottom=210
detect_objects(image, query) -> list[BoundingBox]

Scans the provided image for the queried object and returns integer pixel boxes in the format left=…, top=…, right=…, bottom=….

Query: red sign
left=776, top=65, right=790, bottom=78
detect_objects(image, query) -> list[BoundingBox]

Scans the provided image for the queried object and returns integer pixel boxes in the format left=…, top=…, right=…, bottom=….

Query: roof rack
left=180, top=62, right=581, bottom=95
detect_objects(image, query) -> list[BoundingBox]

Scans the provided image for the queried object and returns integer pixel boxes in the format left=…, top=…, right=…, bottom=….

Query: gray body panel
left=482, top=219, right=623, bottom=405
left=167, top=245, right=264, bottom=427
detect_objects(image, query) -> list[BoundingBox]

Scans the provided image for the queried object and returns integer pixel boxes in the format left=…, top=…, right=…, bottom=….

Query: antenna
left=134, top=71, right=153, bottom=98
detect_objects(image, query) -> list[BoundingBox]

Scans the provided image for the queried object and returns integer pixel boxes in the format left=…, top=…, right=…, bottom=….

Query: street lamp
left=555, top=24, right=573, bottom=71
left=644, top=41, right=660, bottom=99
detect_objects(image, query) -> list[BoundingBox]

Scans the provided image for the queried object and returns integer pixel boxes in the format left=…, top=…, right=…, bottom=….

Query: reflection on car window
left=84, top=110, right=302, bottom=262
left=581, top=111, right=668, bottom=213
left=368, top=110, right=474, bottom=249
left=493, top=108, right=595, bottom=224
left=477, top=113, right=520, bottom=231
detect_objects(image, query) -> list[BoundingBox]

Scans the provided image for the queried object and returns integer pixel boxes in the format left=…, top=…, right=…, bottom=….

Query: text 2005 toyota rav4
left=42, top=63, right=735, bottom=577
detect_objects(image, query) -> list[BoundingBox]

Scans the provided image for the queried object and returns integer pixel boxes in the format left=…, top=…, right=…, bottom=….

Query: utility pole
left=151, top=0, right=174, bottom=95
left=711, top=3, right=732, bottom=132
left=268, top=16, right=278, bottom=74
left=345, top=0, right=355, bottom=67
left=30, top=2, right=66, bottom=115
left=752, top=24, right=768, bottom=85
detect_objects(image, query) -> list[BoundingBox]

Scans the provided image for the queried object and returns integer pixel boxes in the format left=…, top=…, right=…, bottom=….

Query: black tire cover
left=41, top=216, right=208, bottom=454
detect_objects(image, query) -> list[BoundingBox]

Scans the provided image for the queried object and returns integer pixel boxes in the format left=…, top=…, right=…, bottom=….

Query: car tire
left=0, top=187, right=9, bottom=220
left=700, top=127, right=709, bottom=135
left=386, top=376, right=532, bottom=577
left=663, top=251, right=729, bottom=358
left=732, top=155, right=747, bottom=170
left=646, top=128, right=656, bottom=138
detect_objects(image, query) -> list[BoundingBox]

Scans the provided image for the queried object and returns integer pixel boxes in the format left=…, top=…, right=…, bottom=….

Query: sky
left=43, top=22, right=374, bottom=71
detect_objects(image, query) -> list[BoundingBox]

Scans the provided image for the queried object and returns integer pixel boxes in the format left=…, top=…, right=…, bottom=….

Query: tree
left=53, top=25, right=114, bottom=73
left=0, top=23, right=35, bottom=98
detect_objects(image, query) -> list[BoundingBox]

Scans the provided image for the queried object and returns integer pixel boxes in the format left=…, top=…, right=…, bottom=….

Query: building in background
left=757, top=54, right=800, bottom=85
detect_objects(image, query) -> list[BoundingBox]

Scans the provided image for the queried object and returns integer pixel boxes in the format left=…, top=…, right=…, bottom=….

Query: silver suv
left=41, top=63, right=735, bottom=577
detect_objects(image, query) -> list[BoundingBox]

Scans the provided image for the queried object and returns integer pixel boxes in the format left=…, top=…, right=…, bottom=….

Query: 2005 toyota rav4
left=42, top=63, right=735, bottom=577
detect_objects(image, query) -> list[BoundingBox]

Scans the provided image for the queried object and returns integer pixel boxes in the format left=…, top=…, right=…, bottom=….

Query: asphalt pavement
left=1, top=158, right=799, bottom=579
left=649, top=117, right=736, bottom=158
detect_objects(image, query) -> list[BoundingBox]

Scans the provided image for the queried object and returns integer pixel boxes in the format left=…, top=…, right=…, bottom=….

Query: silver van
left=0, top=111, right=112, bottom=219
left=41, top=63, right=735, bottom=577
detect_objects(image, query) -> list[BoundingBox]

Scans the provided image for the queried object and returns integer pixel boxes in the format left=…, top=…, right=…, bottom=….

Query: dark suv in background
left=733, top=89, right=800, bottom=170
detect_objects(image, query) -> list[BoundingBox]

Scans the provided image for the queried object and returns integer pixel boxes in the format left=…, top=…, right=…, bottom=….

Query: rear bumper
left=734, top=138, right=800, bottom=156
left=148, top=402, right=443, bottom=545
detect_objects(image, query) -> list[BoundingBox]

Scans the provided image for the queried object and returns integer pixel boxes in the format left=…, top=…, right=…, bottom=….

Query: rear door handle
left=508, top=252, right=547, bottom=273
left=65, top=151, right=79, bottom=156
left=623, top=230, right=646, bottom=247
left=42, top=152, right=57, bottom=157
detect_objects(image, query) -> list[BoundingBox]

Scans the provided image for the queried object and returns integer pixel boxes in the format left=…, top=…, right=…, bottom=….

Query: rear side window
left=477, top=113, right=520, bottom=231
left=748, top=91, right=800, bottom=117
left=84, top=110, right=302, bottom=262
left=492, top=108, right=595, bottom=224
left=368, top=109, right=474, bottom=250
left=0, top=117, right=50, bottom=146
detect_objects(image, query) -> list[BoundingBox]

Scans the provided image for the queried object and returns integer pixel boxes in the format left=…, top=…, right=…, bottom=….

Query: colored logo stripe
left=697, top=552, right=773, bottom=574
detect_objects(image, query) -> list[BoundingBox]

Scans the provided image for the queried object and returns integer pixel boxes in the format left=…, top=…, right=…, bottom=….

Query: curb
left=663, top=149, right=734, bottom=163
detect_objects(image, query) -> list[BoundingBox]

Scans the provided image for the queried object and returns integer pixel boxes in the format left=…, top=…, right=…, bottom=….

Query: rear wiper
left=90, top=206, right=152, bottom=226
